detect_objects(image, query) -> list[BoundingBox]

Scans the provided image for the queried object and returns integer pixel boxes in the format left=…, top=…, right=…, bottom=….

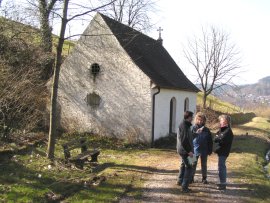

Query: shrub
left=230, top=112, right=256, bottom=125
left=0, top=33, right=48, bottom=139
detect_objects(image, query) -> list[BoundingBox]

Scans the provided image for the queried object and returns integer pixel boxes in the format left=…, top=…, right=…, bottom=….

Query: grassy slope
left=0, top=17, right=75, bottom=56
left=230, top=117, right=270, bottom=203
left=197, top=92, right=242, bottom=113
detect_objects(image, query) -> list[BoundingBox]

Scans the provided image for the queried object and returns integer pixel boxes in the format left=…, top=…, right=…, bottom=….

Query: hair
left=184, top=111, right=194, bottom=120
left=195, top=112, right=207, bottom=123
left=218, top=114, right=231, bottom=127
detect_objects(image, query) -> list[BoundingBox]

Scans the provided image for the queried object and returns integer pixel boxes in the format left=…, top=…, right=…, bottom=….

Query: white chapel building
left=57, top=13, right=199, bottom=144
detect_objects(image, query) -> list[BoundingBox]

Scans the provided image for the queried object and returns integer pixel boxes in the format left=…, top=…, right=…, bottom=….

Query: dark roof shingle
left=99, top=13, right=199, bottom=92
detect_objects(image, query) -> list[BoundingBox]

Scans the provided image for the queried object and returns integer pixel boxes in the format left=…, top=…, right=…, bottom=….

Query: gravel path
left=120, top=153, right=251, bottom=203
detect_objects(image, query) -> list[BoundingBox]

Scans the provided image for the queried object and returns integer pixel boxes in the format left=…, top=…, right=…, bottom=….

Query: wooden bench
left=62, top=137, right=100, bottom=169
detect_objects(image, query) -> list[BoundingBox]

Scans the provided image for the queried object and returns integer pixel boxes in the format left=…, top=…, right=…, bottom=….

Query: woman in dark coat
left=191, top=112, right=213, bottom=184
left=214, top=115, right=234, bottom=190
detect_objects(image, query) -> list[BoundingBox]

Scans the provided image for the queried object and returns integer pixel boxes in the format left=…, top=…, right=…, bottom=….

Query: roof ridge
left=95, top=12, right=199, bottom=92
left=98, top=12, right=159, bottom=43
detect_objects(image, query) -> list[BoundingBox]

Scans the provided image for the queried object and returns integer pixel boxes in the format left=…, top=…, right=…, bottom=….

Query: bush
left=0, top=33, right=48, bottom=138
left=230, top=112, right=256, bottom=125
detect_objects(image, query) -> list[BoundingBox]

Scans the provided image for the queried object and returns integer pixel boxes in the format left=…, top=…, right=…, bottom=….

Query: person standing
left=214, top=115, right=234, bottom=190
left=176, top=111, right=194, bottom=193
left=191, top=112, right=213, bottom=184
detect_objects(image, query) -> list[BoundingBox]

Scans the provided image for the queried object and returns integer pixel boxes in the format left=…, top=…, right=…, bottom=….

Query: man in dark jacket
left=214, top=114, right=234, bottom=190
left=191, top=112, right=213, bottom=184
left=176, top=111, right=194, bottom=193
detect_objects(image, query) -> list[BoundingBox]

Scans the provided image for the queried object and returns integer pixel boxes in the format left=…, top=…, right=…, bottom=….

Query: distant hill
left=240, top=76, right=270, bottom=96
left=211, top=76, right=270, bottom=108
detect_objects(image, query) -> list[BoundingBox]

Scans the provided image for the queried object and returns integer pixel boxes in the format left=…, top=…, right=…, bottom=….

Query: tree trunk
left=38, top=0, right=55, bottom=79
left=203, top=92, right=207, bottom=109
left=47, top=0, right=69, bottom=159
left=39, top=0, right=52, bottom=53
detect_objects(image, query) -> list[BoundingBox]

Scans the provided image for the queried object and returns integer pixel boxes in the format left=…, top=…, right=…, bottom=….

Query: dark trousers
left=192, top=155, right=208, bottom=181
left=218, top=155, right=227, bottom=184
left=178, top=155, right=193, bottom=189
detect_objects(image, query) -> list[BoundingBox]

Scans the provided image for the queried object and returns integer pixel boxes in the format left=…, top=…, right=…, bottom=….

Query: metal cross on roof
left=157, top=27, right=163, bottom=39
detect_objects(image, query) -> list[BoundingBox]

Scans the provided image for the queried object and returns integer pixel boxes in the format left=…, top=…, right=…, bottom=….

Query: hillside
left=237, top=76, right=270, bottom=102
left=197, top=92, right=242, bottom=113
left=210, top=76, right=270, bottom=110
left=0, top=17, right=76, bottom=135
left=0, top=17, right=76, bottom=56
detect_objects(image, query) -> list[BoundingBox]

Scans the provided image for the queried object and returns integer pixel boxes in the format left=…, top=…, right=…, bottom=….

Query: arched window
left=169, top=97, right=176, bottom=134
left=184, top=97, right=189, bottom=112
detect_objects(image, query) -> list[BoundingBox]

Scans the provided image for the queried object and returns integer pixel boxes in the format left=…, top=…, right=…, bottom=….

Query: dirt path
left=120, top=152, right=251, bottom=203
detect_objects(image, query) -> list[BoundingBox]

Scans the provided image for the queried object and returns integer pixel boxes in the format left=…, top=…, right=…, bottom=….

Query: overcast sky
left=148, top=0, right=270, bottom=85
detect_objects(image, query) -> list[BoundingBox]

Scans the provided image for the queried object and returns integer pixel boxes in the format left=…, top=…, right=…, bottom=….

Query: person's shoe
left=182, top=188, right=192, bottom=193
left=217, top=184, right=226, bottom=190
left=202, top=179, right=208, bottom=184
left=176, top=181, right=182, bottom=186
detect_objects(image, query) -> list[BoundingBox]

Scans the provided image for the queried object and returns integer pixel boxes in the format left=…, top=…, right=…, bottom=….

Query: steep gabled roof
left=99, top=13, right=199, bottom=92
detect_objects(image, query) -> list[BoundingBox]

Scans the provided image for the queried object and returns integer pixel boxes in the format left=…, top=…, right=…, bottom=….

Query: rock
left=45, top=192, right=64, bottom=202
left=266, top=150, right=270, bottom=162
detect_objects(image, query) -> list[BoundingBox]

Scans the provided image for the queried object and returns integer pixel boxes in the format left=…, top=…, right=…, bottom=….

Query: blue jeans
left=178, top=155, right=193, bottom=189
left=218, top=155, right=227, bottom=184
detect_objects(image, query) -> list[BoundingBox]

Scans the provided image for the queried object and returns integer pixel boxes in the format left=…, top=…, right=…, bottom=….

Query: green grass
left=230, top=117, right=270, bottom=203
left=233, top=117, right=270, bottom=140
left=1, top=123, right=269, bottom=202
left=0, top=134, right=161, bottom=202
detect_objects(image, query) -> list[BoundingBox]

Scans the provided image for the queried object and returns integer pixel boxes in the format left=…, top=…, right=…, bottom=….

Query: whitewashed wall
left=57, top=13, right=197, bottom=143
left=58, top=14, right=152, bottom=142
left=153, top=88, right=197, bottom=140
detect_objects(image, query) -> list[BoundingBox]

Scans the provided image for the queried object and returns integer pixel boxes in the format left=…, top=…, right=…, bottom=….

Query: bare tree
left=47, top=0, right=116, bottom=159
left=0, top=0, right=39, bottom=26
left=0, top=0, right=56, bottom=79
left=1, top=0, right=57, bottom=52
left=184, top=26, right=241, bottom=109
left=37, top=0, right=57, bottom=52
left=100, top=0, right=156, bottom=31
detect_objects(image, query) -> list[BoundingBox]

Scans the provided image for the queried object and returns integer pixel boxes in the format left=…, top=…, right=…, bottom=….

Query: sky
left=2, top=0, right=269, bottom=85
left=147, top=0, right=270, bottom=85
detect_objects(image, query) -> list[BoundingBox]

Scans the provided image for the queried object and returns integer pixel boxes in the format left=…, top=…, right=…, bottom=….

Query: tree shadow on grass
left=231, top=134, right=269, bottom=157
left=202, top=169, right=270, bottom=201
left=225, top=171, right=270, bottom=201
left=235, top=125, right=270, bottom=138
left=0, top=158, right=180, bottom=202
left=92, top=162, right=178, bottom=175
left=0, top=159, right=92, bottom=201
